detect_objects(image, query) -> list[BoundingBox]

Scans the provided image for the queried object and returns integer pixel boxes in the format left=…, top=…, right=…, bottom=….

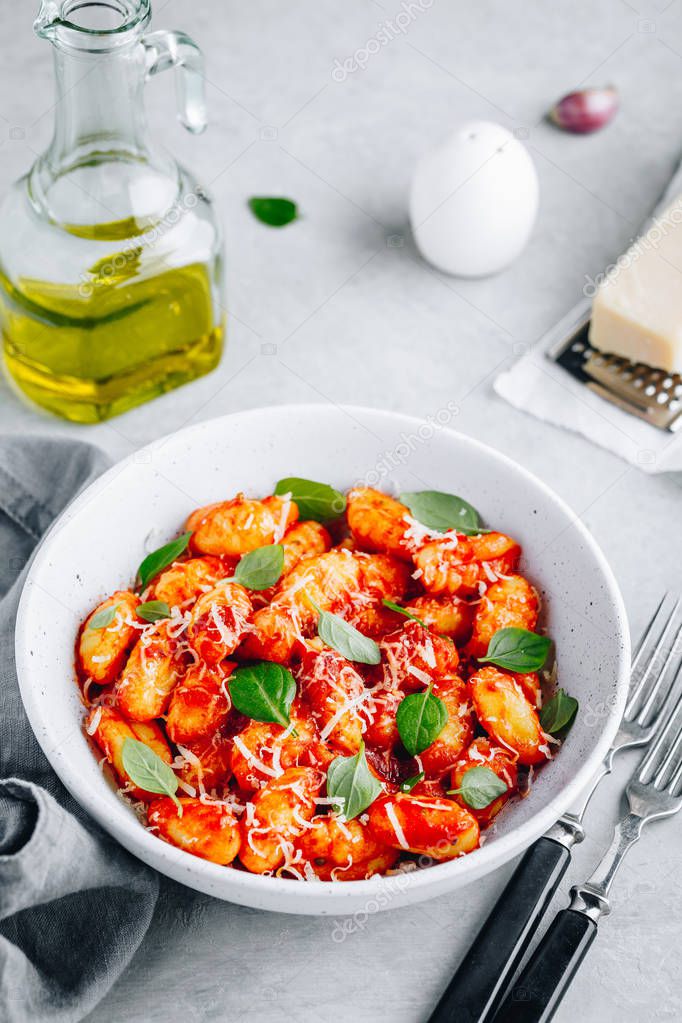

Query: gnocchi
left=466, top=574, right=539, bottom=659
left=115, top=620, right=182, bottom=721
left=469, top=665, right=548, bottom=766
left=77, top=481, right=564, bottom=881
left=77, top=591, right=139, bottom=685
left=187, top=494, right=297, bottom=557
left=149, top=798, right=240, bottom=865
left=239, top=767, right=322, bottom=874
left=450, top=738, right=518, bottom=825
left=367, top=793, right=480, bottom=859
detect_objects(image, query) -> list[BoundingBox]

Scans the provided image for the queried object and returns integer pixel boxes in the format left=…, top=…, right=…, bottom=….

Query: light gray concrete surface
left=1, top=1, right=681, bottom=1020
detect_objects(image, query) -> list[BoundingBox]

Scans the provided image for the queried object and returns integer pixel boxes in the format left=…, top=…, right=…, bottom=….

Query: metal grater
left=546, top=160, right=682, bottom=434
left=548, top=305, right=682, bottom=433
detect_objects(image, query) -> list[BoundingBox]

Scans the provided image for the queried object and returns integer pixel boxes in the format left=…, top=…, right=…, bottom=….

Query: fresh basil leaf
left=137, top=532, right=192, bottom=591
left=274, top=477, right=346, bottom=522
left=136, top=600, right=171, bottom=623
left=400, top=771, right=425, bottom=794
left=248, top=197, right=298, bottom=227
left=540, top=689, right=579, bottom=734
left=396, top=685, right=448, bottom=756
left=229, top=662, right=296, bottom=728
left=230, top=544, right=284, bottom=591
left=381, top=598, right=428, bottom=629
left=326, top=741, right=382, bottom=820
left=480, top=627, right=551, bottom=673
left=448, top=766, right=507, bottom=810
left=88, top=604, right=119, bottom=630
left=316, top=609, right=381, bottom=665
left=399, top=490, right=489, bottom=536
left=121, top=738, right=181, bottom=810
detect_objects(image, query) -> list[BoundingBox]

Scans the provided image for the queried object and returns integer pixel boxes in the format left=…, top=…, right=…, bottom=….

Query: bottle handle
left=142, top=30, right=207, bottom=135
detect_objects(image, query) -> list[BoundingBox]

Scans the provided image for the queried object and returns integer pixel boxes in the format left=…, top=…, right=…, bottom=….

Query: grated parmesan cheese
left=334, top=818, right=353, bottom=840
left=421, top=636, right=436, bottom=669
left=273, top=495, right=292, bottom=543
left=406, top=665, right=432, bottom=686
left=177, top=779, right=197, bottom=797
left=86, top=706, right=102, bottom=735
left=330, top=855, right=355, bottom=880
left=209, top=603, right=234, bottom=647
left=402, top=515, right=460, bottom=551
left=318, top=690, right=371, bottom=742
left=232, top=736, right=282, bottom=779
left=385, top=802, right=409, bottom=849
left=292, top=807, right=316, bottom=831
left=480, top=561, right=499, bottom=583
left=303, top=861, right=320, bottom=881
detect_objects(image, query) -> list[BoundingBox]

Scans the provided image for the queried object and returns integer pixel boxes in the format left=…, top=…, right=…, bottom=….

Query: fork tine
left=654, top=721, right=682, bottom=790
left=667, top=757, right=682, bottom=795
left=636, top=628, right=682, bottom=726
left=625, top=595, right=682, bottom=721
left=638, top=686, right=682, bottom=784
left=631, top=591, right=676, bottom=668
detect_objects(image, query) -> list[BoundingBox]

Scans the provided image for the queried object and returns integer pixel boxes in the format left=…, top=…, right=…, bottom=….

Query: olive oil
left=1, top=260, right=224, bottom=423
left=0, top=2, right=225, bottom=423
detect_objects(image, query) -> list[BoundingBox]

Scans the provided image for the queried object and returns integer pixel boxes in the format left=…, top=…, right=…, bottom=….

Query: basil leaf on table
left=137, top=532, right=192, bottom=591
left=400, top=771, right=425, bottom=794
left=136, top=600, right=171, bottom=623
left=248, top=197, right=299, bottom=227
left=274, top=477, right=346, bottom=522
left=229, top=662, right=297, bottom=728
left=540, top=689, right=579, bottom=734
left=122, top=738, right=181, bottom=811
left=88, top=604, right=120, bottom=630
left=229, top=544, right=284, bottom=591
left=448, top=766, right=507, bottom=809
left=396, top=684, right=448, bottom=756
left=480, top=627, right=551, bottom=673
left=399, top=490, right=489, bottom=536
left=381, top=598, right=428, bottom=629
left=316, top=608, right=381, bottom=665
left=326, top=741, right=382, bottom=820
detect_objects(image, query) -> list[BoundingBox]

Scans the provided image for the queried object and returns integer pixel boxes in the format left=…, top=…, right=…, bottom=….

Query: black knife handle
left=492, top=909, right=597, bottom=1023
left=428, top=837, right=571, bottom=1023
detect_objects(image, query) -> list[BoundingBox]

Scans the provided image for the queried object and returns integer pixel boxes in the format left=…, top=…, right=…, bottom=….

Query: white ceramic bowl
left=16, top=405, right=630, bottom=916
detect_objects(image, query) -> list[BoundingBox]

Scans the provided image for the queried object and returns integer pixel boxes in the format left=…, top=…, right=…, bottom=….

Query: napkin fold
left=495, top=158, right=682, bottom=474
left=0, top=436, right=159, bottom=1023
left=494, top=299, right=682, bottom=473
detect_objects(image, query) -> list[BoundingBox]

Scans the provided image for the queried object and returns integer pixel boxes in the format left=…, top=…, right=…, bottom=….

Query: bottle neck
left=48, top=42, right=150, bottom=168
left=32, top=38, right=179, bottom=235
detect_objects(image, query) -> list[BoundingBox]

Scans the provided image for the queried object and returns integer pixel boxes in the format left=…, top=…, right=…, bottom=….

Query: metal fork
left=551, top=590, right=682, bottom=846
left=493, top=680, right=682, bottom=1022
left=428, top=592, right=682, bottom=1023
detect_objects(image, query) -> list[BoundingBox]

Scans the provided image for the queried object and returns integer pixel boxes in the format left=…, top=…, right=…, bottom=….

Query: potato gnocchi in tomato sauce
left=77, top=483, right=561, bottom=882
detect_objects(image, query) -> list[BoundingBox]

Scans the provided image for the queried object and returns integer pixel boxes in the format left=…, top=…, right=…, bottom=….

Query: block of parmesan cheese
left=589, top=196, right=682, bottom=374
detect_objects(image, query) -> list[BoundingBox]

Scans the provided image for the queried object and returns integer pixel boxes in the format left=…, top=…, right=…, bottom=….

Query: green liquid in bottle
left=1, top=241, right=224, bottom=424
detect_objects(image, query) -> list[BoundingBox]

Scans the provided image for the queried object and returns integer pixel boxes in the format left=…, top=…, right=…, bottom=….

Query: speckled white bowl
left=15, top=405, right=630, bottom=915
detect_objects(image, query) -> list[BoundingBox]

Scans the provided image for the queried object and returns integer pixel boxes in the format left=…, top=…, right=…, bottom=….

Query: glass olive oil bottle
left=0, top=1, right=225, bottom=423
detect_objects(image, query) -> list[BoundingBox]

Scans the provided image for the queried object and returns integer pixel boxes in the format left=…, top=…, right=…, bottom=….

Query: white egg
left=409, top=120, right=539, bottom=278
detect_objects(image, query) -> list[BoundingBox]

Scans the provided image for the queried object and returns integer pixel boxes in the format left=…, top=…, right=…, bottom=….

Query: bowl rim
left=15, top=403, right=631, bottom=904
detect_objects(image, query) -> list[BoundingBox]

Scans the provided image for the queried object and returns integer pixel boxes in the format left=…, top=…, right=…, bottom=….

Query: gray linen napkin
left=0, top=436, right=159, bottom=1023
